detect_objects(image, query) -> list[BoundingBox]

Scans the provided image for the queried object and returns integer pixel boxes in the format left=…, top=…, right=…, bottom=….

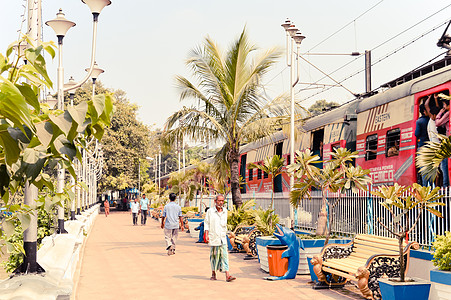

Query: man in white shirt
left=204, top=195, right=236, bottom=282
left=130, top=198, right=140, bottom=226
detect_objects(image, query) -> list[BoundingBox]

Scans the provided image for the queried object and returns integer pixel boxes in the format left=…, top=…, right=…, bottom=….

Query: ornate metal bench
left=311, top=234, right=419, bottom=300
left=228, top=224, right=262, bottom=257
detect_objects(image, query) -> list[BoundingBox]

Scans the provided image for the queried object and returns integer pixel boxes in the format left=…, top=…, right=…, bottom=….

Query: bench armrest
left=320, top=240, right=354, bottom=260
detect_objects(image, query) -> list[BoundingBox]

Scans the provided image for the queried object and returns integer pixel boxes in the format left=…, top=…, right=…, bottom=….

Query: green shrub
left=432, top=231, right=451, bottom=271
left=253, top=208, right=279, bottom=236
left=182, top=207, right=199, bottom=214
left=296, top=233, right=339, bottom=240
left=1, top=223, right=23, bottom=273
left=227, top=199, right=256, bottom=231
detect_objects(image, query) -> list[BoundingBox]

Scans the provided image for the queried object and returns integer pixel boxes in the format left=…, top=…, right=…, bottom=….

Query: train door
left=274, top=142, right=283, bottom=192
left=240, top=154, right=247, bottom=194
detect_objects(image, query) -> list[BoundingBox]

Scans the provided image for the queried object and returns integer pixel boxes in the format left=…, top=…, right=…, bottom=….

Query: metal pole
left=182, top=136, right=185, bottom=174
left=365, top=50, right=372, bottom=93
left=20, top=0, right=43, bottom=274
left=158, top=150, right=161, bottom=197
left=289, top=36, right=295, bottom=223
left=56, top=31, right=67, bottom=234
left=178, top=137, right=181, bottom=173
left=76, top=160, right=81, bottom=215
left=138, top=158, right=141, bottom=193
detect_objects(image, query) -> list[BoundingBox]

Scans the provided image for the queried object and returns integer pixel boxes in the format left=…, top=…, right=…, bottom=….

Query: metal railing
left=195, top=188, right=451, bottom=248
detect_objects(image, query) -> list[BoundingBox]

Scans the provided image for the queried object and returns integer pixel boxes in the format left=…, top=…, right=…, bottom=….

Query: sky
left=1, top=0, right=451, bottom=132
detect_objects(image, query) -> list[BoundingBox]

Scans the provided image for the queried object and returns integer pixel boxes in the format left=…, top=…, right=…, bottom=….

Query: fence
left=294, top=188, right=451, bottom=248
left=193, top=187, right=450, bottom=248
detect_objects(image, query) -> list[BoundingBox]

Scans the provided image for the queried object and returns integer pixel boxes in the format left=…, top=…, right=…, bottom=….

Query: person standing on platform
left=204, top=195, right=236, bottom=282
left=161, top=193, right=184, bottom=255
left=140, top=194, right=150, bottom=225
left=130, top=198, right=140, bottom=226
left=103, top=198, right=110, bottom=217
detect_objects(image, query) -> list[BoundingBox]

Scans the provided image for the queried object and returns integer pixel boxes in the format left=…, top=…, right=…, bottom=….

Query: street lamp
left=46, top=8, right=76, bottom=234
left=64, top=76, right=77, bottom=106
left=85, top=61, right=104, bottom=99
left=282, top=18, right=305, bottom=226
left=46, top=0, right=112, bottom=233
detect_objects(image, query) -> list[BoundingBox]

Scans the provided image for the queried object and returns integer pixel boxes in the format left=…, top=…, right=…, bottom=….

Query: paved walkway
left=74, top=210, right=365, bottom=300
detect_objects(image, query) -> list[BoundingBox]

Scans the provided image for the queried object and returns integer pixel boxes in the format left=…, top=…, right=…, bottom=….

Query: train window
left=257, top=168, right=262, bottom=180
left=386, top=128, right=400, bottom=157
left=331, top=143, right=340, bottom=152
left=248, top=168, right=253, bottom=181
left=264, top=171, right=268, bottom=179
left=365, top=134, right=378, bottom=161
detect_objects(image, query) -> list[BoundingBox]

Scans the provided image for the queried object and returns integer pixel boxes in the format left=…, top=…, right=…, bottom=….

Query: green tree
left=95, top=90, right=152, bottom=191
left=163, top=28, right=300, bottom=207
left=372, top=183, right=444, bottom=282
left=248, top=155, right=284, bottom=210
left=308, top=99, right=340, bottom=116
left=0, top=37, right=113, bottom=258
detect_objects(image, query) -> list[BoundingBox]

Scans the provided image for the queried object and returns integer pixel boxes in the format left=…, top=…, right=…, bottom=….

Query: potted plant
left=429, top=231, right=451, bottom=300
left=372, top=183, right=444, bottom=300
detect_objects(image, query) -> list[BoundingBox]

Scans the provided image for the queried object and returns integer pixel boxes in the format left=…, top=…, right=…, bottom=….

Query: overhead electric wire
left=306, top=0, right=385, bottom=52
left=297, top=17, right=451, bottom=102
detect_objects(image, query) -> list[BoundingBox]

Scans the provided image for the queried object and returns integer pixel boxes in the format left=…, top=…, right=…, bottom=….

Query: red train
left=239, top=57, right=451, bottom=194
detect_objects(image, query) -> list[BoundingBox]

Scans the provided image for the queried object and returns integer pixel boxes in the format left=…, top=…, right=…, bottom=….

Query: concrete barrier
left=0, top=204, right=100, bottom=300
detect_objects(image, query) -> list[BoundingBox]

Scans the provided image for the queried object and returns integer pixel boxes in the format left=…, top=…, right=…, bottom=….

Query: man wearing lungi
left=204, top=195, right=236, bottom=282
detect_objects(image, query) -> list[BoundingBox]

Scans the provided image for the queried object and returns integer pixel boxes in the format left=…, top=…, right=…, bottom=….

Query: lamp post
left=64, top=76, right=77, bottom=220
left=46, top=0, right=111, bottom=232
left=281, top=18, right=305, bottom=226
left=46, top=9, right=75, bottom=234
left=85, top=62, right=104, bottom=100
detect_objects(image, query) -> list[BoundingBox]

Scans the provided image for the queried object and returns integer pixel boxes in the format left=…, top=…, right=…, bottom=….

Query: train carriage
left=299, top=100, right=360, bottom=161
left=356, top=59, right=451, bottom=186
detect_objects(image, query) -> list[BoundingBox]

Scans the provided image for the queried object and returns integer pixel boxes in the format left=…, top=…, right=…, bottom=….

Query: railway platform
left=73, top=209, right=365, bottom=300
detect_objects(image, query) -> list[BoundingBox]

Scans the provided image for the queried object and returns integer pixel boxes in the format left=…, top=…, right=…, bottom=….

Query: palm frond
left=416, top=135, right=451, bottom=180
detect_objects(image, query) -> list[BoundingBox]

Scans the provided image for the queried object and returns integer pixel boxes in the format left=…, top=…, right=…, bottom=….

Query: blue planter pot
left=307, top=256, right=318, bottom=283
left=256, top=236, right=351, bottom=275
left=430, top=268, right=451, bottom=285
left=378, top=277, right=431, bottom=300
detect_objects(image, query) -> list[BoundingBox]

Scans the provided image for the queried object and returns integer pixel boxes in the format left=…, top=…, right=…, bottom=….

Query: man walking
left=161, top=193, right=183, bottom=255
left=130, top=198, right=140, bottom=225
left=140, top=194, right=150, bottom=225
left=204, top=195, right=236, bottom=282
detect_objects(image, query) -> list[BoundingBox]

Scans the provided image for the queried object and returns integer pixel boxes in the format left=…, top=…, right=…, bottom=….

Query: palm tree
left=163, top=28, right=303, bottom=207
left=168, top=170, right=198, bottom=207
left=248, top=154, right=285, bottom=210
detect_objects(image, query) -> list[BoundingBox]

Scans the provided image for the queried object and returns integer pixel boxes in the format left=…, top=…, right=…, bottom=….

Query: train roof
left=357, top=59, right=451, bottom=113
left=239, top=130, right=286, bottom=154
left=302, top=99, right=360, bottom=131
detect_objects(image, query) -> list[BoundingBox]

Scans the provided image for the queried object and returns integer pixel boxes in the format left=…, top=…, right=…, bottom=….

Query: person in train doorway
left=161, top=193, right=184, bottom=255
left=435, top=97, right=450, bottom=187
left=415, top=103, right=432, bottom=186
left=140, top=194, right=150, bottom=225
left=130, top=198, right=140, bottom=225
left=204, top=194, right=236, bottom=282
